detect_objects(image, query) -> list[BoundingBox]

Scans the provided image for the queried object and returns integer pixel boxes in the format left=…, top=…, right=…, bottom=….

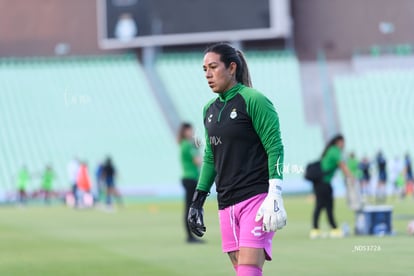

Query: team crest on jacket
left=230, top=108, right=237, bottom=119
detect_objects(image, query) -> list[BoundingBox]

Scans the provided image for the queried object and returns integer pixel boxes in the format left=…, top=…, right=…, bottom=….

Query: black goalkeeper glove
left=187, top=190, right=208, bottom=237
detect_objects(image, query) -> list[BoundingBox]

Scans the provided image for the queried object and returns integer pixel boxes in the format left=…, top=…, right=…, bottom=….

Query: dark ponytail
left=204, top=43, right=252, bottom=87
left=236, top=50, right=252, bottom=87
left=321, top=134, right=344, bottom=158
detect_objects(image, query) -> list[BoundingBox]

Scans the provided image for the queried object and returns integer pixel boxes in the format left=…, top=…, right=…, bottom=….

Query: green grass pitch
left=0, top=196, right=412, bottom=275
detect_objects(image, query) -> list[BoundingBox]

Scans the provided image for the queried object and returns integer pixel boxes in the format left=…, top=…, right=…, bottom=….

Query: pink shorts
left=218, top=193, right=275, bottom=260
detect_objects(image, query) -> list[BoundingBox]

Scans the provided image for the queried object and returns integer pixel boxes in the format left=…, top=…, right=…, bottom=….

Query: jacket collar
left=218, top=83, right=243, bottom=102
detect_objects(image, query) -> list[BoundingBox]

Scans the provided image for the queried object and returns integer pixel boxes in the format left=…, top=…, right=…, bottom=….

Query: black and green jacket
left=197, top=83, right=284, bottom=209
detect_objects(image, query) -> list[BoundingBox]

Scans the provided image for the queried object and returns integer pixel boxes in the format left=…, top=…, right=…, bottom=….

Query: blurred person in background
left=359, top=157, right=371, bottom=199
left=102, top=157, right=122, bottom=208
left=16, top=165, right=30, bottom=205
left=77, top=161, right=94, bottom=208
left=310, top=134, right=353, bottom=239
left=346, top=152, right=362, bottom=210
left=41, top=165, right=55, bottom=204
left=347, top=153, right=360, bottom=180
left=394, top=170, right=406, bottom=200
left=375, top=151, right=387, bottom=203
left=187, top=43, right=287, bottom=276
left=405, top=153, right=413, bottom=196
left=389, top=156, right=404, bottom=199
left=95, top=162, right=105, bottom=203
left=114, top=13, right=138, bottom=42
left=67, top=157, right=80, bottom=206
left=178, top=122, right=202, bottom=243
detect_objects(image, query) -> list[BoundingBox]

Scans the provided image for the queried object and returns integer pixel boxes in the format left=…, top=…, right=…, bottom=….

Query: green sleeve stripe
left=196, top=99, right=217, bottom=192
left=240, top=87, right=284, bottom=179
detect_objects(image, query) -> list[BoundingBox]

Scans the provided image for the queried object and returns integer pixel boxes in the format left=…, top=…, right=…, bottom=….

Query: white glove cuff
left=269, top=179, right=283, bottom=195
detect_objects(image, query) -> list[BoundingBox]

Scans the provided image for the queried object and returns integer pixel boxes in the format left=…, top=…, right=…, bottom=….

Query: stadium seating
left=334, top=70, right=414, bottom=160
left=155, top=52, right=212, bottom=142
left=0, top=50, right=328, bottom=198
left=156, top=51, right=324, bottom=180
left=0, top=55, right=179, bottom=195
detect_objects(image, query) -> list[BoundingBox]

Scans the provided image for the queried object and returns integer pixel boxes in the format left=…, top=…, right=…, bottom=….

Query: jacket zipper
left=217, top=100, right=227, bottom=122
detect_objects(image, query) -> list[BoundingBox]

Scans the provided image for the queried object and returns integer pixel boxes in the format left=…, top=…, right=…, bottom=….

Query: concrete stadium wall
left=293, top=0, right=414, bottom=60
left=2, top=0, right=413, bottom=60
left=0, top=0, right=117, bottom=56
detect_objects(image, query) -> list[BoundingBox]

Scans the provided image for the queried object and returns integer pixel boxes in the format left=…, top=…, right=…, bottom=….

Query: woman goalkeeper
left=187, top=43, right=287, bottom=276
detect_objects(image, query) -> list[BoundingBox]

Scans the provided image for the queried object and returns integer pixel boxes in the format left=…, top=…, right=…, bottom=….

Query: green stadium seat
left=0, top=55, right=180, bottom=194
left=334, top=70, right=414, bottom=160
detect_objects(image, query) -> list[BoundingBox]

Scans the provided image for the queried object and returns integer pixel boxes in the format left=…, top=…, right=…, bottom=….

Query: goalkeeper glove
left=255, top=179, right=287, bottom=232
left=187, top=190, right=208, bottom=237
